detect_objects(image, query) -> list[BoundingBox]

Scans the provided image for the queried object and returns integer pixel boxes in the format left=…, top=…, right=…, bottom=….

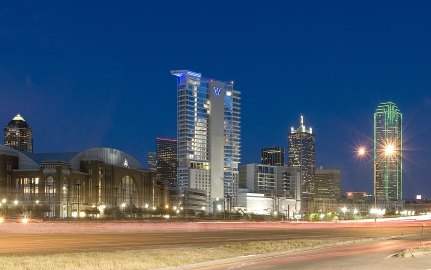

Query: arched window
left=118, top=176, right=137, bottom=207
left=45, top=176, right=55, bottom=194
left=45, top=176, right=55, bottom=217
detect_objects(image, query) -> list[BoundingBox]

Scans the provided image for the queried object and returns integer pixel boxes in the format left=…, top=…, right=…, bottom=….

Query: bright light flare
left=21, top=217, right=29, bottom=224
left=384, top=143, right=395, bottom=156
left=357, top=146, right=366, bottom=157
left=0, top=217, right=4, bottom=224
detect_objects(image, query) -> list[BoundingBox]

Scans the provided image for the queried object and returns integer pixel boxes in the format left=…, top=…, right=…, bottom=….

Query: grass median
left=0, top=239, right=336, bottom=270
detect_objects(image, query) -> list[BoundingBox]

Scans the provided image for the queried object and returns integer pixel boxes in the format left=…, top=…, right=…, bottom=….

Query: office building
left=374, top=102, right=403, bottom=202
left=314, top=167, right=341, bottom=200
left=288, top=115, right=315, bottom=212
left=171, top=70, right=241, bottom=209
left=239, top=164, right=300, bottom=199
left=238, top=163, right=301, bottom=217
left=4, top=113, right=33, bottom=153
left=261, top=147, right=285, bottom=166
left=156, top=138, right=177, bottom=185
left=147, top=152, right=157, bottom=171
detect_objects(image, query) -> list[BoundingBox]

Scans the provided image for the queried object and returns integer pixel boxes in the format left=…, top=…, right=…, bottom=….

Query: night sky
left=1, top=1, right=430, bottom=199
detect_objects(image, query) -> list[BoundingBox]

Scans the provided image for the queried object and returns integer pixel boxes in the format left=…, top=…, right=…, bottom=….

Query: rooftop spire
left=12, top=113, right=25, bottom=121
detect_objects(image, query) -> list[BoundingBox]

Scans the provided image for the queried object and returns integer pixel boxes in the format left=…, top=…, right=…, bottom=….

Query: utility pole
left=76, top=180, right=81, bottom=219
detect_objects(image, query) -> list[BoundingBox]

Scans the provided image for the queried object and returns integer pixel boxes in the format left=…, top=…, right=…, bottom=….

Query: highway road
left=0, top=221, right=429, bottom=256
left=197, top=236, right=431, bottom=270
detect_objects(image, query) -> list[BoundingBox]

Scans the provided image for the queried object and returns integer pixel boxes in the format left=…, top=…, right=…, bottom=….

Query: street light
left=384, top=143, right=395, bottom=156
left=341, top=206, right=348, bottom=220
left=75, top=181, right=81, bottom=219
left=357, top=146, right=366, bottom=157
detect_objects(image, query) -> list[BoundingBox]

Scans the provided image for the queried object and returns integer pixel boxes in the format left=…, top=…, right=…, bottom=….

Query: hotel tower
left=171, top=70, right=241, bottom=209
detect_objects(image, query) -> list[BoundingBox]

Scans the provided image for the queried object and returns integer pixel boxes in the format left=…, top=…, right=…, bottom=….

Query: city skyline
left=1, top=2, right=431, bottom=199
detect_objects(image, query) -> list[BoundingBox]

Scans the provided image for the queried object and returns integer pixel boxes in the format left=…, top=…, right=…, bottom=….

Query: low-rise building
left=0, top=145, right=161, bottom=218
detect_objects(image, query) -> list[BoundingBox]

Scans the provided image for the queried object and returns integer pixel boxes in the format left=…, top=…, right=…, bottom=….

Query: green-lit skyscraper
left=374, top=102, right=402, bottom=202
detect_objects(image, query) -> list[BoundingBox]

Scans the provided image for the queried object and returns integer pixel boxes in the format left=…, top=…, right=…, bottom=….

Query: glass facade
left=172, top=70, right=241, bottom=207
left=261, top=147, right=285, bottom=166
left=314, top=167, right=341, bottom=200
left=374, top=102, right=403, bottom=202
left=156, top=138, right=177, bottom=185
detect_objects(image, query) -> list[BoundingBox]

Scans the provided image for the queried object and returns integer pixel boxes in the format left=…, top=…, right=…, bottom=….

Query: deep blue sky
left=1, top=1, right=430, bottom=199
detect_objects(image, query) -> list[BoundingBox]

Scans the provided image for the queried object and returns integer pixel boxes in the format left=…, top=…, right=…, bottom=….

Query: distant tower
left=288, top=115, right=315, bottom=212
left=4, top=113, right=33, bottom=153
left=374, top=102, right=402, bottom=202
left=147, top=152, right=157, bottom=171
left=261, top=147, right=285, bottom=166
left=156, top=138, right=177, bottom=185
left=314, top=167, right=341, bottom=201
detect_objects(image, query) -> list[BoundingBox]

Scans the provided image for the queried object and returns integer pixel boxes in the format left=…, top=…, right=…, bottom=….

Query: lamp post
left=341, top=206, right=348, bottom=220
left=1, top=198, right=6, bottom=216
left=121, top=202, right=126, bottom=217
left=114, top=187, right=118, bottom=219
left=76, top=181, right=81, bottom=219
left=63, top=185, right=71, bottom=218
left=46, top=184, right=52, bottom=218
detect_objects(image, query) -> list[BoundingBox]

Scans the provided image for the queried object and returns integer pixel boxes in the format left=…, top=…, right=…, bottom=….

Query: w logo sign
left=214, top=87, right=221, bottom=96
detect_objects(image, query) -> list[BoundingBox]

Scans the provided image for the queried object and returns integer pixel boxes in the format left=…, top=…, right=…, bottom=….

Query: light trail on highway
left=0, top=220, right=429, bottom=256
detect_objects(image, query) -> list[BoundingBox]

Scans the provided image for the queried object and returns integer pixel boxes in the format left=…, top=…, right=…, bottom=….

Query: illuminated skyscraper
left=314, top=167, right=341, bottom=201
left=147, top=152, right=157, bottom=171
left=288, top=115, right=315, bottom=212
left=171, top=70, right=241, bottom=208
left=4, top=113, right=33, bottom=153
left=156, top=138, right=177, bottom=185
left=374, top=102, right=402, bottom=202
left=261, top=147, right=285, bottom=166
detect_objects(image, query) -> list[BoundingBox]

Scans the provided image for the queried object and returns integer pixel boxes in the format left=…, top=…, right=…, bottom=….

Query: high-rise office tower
left=314, top=167, right=341, bottom=201
left=4, top=113, right=33, bottom=153
left=288, top=115, right=315, bottom=212
left=147, top=152, right=157, bottom=171
left=156, top=138, right=177, bottom=185
left=171, top=70, right=241, bottom=208
left=374, top=102, right=402, bottom=202
left=261, top=147, right=285, bottom=166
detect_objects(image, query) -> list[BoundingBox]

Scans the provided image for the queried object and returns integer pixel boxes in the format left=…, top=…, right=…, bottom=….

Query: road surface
left=0, top=221, right=429, bottom=256
left=194, top=236, right=431, bottom=270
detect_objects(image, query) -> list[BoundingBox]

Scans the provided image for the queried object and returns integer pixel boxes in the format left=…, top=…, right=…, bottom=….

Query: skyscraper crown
left=7, top=113, right=30, bottom=129
left=291, top=115, right=312, bottom=134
